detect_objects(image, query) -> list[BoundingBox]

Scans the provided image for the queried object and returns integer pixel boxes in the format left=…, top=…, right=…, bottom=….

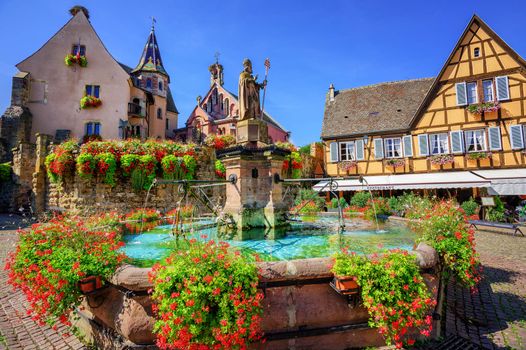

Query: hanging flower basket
left=215, top=159, right=226, bottom=179
left=429, top=154, right=454, bottom=166
left=466, top=101, right=500, bottom=115
left=385, top=158, right=405, bottom=168
left=65, top=53, right=88, bottom=67
left=338, top=160, right=357, bottom=171
left=78, top=276, right=103, bottom=294
left=80, top=95, right=102, bottom=109
left=467, top=151, right=492, bottom=161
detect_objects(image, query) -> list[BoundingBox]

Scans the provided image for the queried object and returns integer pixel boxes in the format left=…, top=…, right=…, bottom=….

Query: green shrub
left=487, top=196, right=506, bottom=222
left=298, top=144, right=311, bottom=155
left=460, top=197, right=479, bottom=217
left=0, top=163, right=11, bottom=183
left=363, top=198, right=391, bottom=221
left=339, top=197, right=348, bottom=208
left=294, top=188, right=324, bottom=209
left=350, top=191, right=372, bottom=208
left=330, top=198, right=339, bottom=209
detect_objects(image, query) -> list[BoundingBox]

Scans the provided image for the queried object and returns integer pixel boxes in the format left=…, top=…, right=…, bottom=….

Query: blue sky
left=0, top=0, right=524, bottom=146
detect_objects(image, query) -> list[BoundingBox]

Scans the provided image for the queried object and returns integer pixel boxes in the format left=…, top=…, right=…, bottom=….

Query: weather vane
left=151, top=16, right=156, bottom=30
left=214, top=51, right=220, bottom=64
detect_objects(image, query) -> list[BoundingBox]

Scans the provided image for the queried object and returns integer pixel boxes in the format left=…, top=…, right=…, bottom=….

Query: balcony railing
left=128, top=102, right=143, bottom=117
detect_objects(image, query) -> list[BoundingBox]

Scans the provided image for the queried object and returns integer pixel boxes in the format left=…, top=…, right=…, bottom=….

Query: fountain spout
left=358, top=176, right=380, bottom=232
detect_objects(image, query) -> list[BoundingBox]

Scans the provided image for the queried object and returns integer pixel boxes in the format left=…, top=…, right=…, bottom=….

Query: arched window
left=157, top=108, right=162, bottom=119
left=212, top=89, right=217, bottom=105
left=158, top=81, right=163, bottom=91
left=224, top=99, right=230, bottom=116
left=146, top=78, right=152, bottom=89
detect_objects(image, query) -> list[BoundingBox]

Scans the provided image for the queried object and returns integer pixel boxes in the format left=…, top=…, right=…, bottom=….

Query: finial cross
left=214, top=51, right=220, bottom=64
left=151, top=16, right=156, bottom=30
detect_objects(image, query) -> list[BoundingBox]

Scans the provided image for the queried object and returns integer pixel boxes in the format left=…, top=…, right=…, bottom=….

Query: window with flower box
left=482, top=80, right=494, bottom=102
left=464, top=130, right=486, bottom=152
left=339, top=141, right=355, bottom=161
left=85, top=85, right=100, bottom=98
left=430, top=133, right=449, bottom=155
left=72, top=44, right=86, bottom=56
left=384, top=138, right=402, bottom=158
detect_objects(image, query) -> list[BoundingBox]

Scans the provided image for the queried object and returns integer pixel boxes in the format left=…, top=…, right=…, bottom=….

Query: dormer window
left=72, top=44, right=86, bottom=56
left=158, top=81, right=163, bottom=91
left=474, top=47, right=480, bottom=58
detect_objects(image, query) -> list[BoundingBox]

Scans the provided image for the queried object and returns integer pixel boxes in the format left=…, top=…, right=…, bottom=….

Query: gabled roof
left=409, top=14, right=526, bottom=128
left=131, top=27, right=169, bottom=79
left=321, top=78, right=434, bottom=139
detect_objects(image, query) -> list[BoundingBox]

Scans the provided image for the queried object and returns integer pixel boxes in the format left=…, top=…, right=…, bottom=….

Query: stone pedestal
left=236, top=119, right=269, bottom=147
left=218, top=146, right=290, bottom=234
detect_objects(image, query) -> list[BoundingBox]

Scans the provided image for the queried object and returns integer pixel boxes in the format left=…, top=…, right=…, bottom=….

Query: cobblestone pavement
left=0, top=215, right=87, bottom=350
left=445, top=229, right=526, bottom=350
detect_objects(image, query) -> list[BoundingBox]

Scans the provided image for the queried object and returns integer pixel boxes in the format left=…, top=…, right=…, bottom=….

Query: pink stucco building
left=11, top=6, right=178, bottom=142
left=176, top=61, right=289, bottom=143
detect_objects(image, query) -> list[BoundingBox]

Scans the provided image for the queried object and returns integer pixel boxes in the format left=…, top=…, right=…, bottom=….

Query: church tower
left=131, top=22, right=169, bottom=97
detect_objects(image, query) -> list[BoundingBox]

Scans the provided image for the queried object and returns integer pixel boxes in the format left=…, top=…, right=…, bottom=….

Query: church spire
left=132, top=20, right=169, bottom=80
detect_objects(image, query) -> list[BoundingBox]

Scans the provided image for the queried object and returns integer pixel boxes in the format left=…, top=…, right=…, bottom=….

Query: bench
left=468, top=220, right=524, bottom=237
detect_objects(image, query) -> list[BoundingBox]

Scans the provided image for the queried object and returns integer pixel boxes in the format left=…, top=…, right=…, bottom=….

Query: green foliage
left=331, top=197, right=348, bottom=209
left=44, top=140, right=78, bottom=183
left=350, top=191, right=372, bottom=208
left=124, top=209, right=162, bottom=233
left=94, top=152, right=117, bottom=186
left=292, top=200, right=320, bottom=214
left=161, top=155, right=184, bottom=180
left=183, top=155, right=197, bottom=180
left=415, top=201, right=481, bottom=288
left=120, top=154, right=140, bottom=176
left=394, top=193, right=434, bottom=219
left=487, top=196, right=506, bottom=222
left=5, top=215, right=127, bottom=327
left=149, top=239, right=263, bottom=348
left=0, top=162, right=12, bottom=183
left=363, top=198, right=391, bottom=221
left=214, top=160, right=226, bottom=179
left=298, top=144, right=311, bottom=155
left=460, top=197, right=479, bottom=217
left=294, top=188, right=324, bottom=209
left=76, top=153, right=95, bottom=180
left=333, top=250, right=434, bottom=348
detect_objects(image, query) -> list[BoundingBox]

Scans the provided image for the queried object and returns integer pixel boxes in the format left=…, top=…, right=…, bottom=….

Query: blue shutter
left=403, top=135, right=413, bottom=157
left=510, top=125, right=525, bottom=149
left=418, top=134, right=429, bottom=156
left=450, top=130, right=464, bottom=154
left=85, top=85, right=92, bottom=96
left=488, top=127, right=502, bottom=151
left=456, top=82, right=467, bottom=106
left=329, top=142, right=339, bottom=162
left=495, top=76, right=510, bottom=101
left=86, top=123, right=93, bottom=135
left=374, top=138, right=384, bottom=159
left=94, top=86, right=100, bottom=98
left=355, top=139, right=364, bottom=160
left=94, top=123, right=101, bottom=135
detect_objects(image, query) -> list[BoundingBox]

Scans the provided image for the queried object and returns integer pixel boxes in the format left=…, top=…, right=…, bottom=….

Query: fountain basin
left=76, top=242, right=440, bottom=349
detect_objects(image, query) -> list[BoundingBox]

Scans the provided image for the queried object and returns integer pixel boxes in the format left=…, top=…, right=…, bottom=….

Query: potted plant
left=385, top=158, right=405, bottom=168
left=467, top=151, right=492, bottom=161
left=80, top=95, right=102, bottom=109
left=78, top=276, right=104, bottom=294
left=338, top=160, right=357, bottom=172
left=466, top=101, right=500, bottom=115
left=429, top=154, right=454, bottom=166
left=64, top=53, right=88, bottom=67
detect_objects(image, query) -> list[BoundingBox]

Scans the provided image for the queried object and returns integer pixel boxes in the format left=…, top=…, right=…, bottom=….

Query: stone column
left=33, top=134, right=51, bottom=213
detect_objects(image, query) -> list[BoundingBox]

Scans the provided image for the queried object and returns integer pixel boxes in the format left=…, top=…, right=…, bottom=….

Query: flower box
left=466, top=101, right=500, bottom=115
left=338, top=161, right=357, bottom=171
left=79, top=276, right=103, bottom=294
left=429, top=154, right=454, bottom=166
left=80, top=95, right=102, bottom=109
left=467, top=151, right=492, bottom=161
left=385, top=158, right=405, bottom=168
left=65, top=54, right=88, bottom=67
left=330, top=275, right=359, bottom=295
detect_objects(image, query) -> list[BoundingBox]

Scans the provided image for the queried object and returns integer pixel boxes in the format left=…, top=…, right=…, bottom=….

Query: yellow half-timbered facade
left=321, top=15, right=526, bottom=193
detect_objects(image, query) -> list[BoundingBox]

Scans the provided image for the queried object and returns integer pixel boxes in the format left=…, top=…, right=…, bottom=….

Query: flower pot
left=79, top=276, right=103, bottom=294
left=331, top=276, right=359, bottom=295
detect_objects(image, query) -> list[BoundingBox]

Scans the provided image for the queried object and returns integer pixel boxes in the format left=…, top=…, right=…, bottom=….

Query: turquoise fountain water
left=121, top=216, right=415, bottom=267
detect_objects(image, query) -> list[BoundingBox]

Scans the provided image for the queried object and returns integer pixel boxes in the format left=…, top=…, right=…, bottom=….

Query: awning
left=313, top=171, right=491, bottom=192
left=473, top=169, right=526, bottom=195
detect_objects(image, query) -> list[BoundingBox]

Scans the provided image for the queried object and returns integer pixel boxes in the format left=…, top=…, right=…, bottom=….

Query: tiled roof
left=131, top=28, right=168, bottom=77
left=321, top=78, right=434, bottom=139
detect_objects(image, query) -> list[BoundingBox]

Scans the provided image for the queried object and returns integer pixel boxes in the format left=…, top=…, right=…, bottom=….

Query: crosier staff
left=260, top=58, right=270, bottom=120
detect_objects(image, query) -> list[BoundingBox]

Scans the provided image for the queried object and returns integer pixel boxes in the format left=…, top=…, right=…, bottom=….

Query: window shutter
left=495, top=76, right=510, bottom=101
left=488, top=127, right=502, bottom=151
left=403, top=135, right=413, bottom=157
left=374, top=138, right=384, bottom=159
left=456, top=82, right=467, bottom=106
left=329, top=142, right=339, bottom=162
left=355, top=139, right=364, bottom=160
left=510, top=125, right=525, bottom=149
left=417, top=134, right=429, bottom=156
left=450, top=130, right=464, bottom=154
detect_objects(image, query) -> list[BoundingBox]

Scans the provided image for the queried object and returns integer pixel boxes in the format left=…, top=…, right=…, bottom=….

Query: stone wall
left=76, top=243, right=441, bottom=350
left=0, top=106, right=32, bottom=162
left=40, top=145, right=224, bottom=214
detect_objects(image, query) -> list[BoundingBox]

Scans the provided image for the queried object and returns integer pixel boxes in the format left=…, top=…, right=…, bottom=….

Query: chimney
left=328, top=83, right=335, bottom=102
